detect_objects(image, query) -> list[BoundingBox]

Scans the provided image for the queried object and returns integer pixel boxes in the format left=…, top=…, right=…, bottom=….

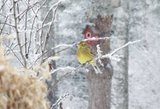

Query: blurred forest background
left=0, top=0, right=160, bottom=109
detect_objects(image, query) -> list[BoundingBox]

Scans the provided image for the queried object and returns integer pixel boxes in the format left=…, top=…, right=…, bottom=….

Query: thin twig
left=24, top=0, right=29, bottom=58
left=0, top=0, right=8, bottom=11
left=12, top=0, right=27, bottom=67
left=0, top=16, right=8, bottom=35
left=5, top=41, right=29, bottom=55
left=42, top=1, right=60, bottom=51
left=5, top=43, right=24, bottom=66
left=16, top=1, right=39, bottom=19
left=31, top=44, right=74, bottom=68
left=27, top=0, right=48, bottom=55
left=23, top=0, right=37, bottom=16
left=50, top=93, right=70, bottom=109
left=4, top=42, right=14, bottom=55
left=100, top=40, right=141, bottom=59
left=49, top=65, right=82, bottom=85
left=36, top=22, right=51, bottom=32
left=82, top=36, right=110, bottom=42
left=18, top=2, right=39, bottom=20
left=0, top=22, right=15, bottom=28
left=39, top=1, right=61, bottom=54
left=49, top=65, right=83, bottom=109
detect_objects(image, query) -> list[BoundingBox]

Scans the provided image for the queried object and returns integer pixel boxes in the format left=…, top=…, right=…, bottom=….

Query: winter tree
left=1, top=0, right=160, bottom=109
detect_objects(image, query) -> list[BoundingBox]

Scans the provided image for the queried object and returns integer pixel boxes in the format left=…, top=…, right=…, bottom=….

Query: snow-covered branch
left=0, top=22, right=15, bottom=28
left=28, top=0, right=48, bottom=54
left=12, top=0, right=27, bottom=67
left=99, top=40, right=141, bottom=60
left=51, top=66, right=76, bottom=74
left=82, top=36, right=110, bottom=42
left=39, top=0, right=61, bottom=53
left=5, top=43, right=24, bottom=66
left=52, top=43, right=75, bottom=50
left=0, top=0, right=8, bottom=11
left=50, top=93, right=70, bottom=109
left=43, top=1, right=61, bottom=51
left=0, top=16, right=8, bottom=35
left=16, top=1, right=39, bottom=19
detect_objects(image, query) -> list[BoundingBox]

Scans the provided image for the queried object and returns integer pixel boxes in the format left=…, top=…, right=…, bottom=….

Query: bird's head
left=77, top=41, right=88, bottom=48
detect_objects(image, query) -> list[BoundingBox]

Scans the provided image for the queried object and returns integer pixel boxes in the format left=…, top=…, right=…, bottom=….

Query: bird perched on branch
left=76, top=41, right=94, bottom=64
left=76, top=41, right=102, bottom=73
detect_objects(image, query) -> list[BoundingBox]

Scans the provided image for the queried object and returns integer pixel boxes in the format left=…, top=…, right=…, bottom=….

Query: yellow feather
left=76, top=41, right=102, bottom=74
left=76, top=41, right=95, bottom=65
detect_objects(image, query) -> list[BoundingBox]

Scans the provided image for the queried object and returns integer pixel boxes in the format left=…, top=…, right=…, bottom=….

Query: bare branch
left=24, top=0, right=29, bottom=59
left=29, top=50, right=49, bottom=68
left=23, top=0, right=37, bottom=15
left=4, top=41, right=15, bottom=55
left=47, top=65, right=83, bottom=107
left=82, top=36, right=110, bottom=42
left=100, top=40, right=141, bottom=59
left=16, top=1, right=39, bottom=20
left=36, top=22, right=51, bottom=32
left=50, top=93, right=70, bottom=109
left=12, top=0, right=27, bottom=67
left=31, top=43, right=75, bottom=68
left=39, top=1, right=61, bottom=53
left=0, top=0, right=8, bottom=11
left=5, top=43, right=24, bottom=66
left=27, top=0, right=48, bottom=55
left=5, top=40, right=29, bottom=55
left=0, top=16, right=8, bottom=35
left=0, top=22, right=15, bottom=28
left=42, top=1, right=60, bottom=51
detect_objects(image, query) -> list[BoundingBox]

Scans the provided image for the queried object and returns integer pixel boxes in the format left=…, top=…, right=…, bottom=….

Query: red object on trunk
left=82, top=25, right=99, bottom=45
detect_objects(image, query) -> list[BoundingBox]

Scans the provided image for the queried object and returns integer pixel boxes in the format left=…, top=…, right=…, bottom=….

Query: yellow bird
left=76, top=41, right=94, bottom=65
left=76, top=41, right=102, bottom=73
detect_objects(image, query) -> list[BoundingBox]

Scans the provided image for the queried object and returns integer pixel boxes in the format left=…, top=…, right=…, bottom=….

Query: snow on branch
left=51, top=66, right=76, bottom=74
left=16, top=1, right=39, bottom=19
left=43, top=1, right=61, bottom=51
left=39, top=0, right=61, bottom=39
left=12, top=0, right=27, bottom=67
left=28, top=0, right=48, bottom=54
left=4, top=42, right=24, bottom=66
left=99, top=40, right=141, bottom=60
left=51, top=43, right=75, bottom=50
left=0, top=0, right=8, bottom=11
left=82, top=37, right=110, bottom=42
left=0, top=16, right=8, bottom=35
left=50, top=93, right=70, bottom=109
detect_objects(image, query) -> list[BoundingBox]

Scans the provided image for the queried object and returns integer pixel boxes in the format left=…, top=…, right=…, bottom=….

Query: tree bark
left=87, top=68, right=112, bottom=109
left=86, top=14, right=113, bottom=109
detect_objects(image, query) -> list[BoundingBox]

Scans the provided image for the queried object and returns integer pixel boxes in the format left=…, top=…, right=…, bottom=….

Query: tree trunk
left=87, top=0, right=120, bottom=109
left=86, top=2, right=113, bottom=108
left=87, top=68, right=112, bottom=109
